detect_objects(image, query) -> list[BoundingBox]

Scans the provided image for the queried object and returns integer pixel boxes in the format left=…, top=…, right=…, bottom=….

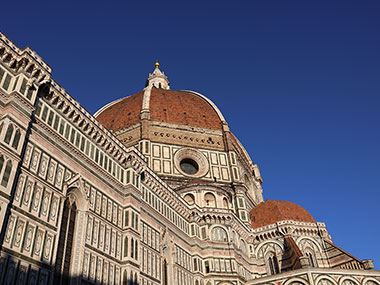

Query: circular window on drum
left=174, top=148, right=209, bottom=178
left=180, top=158, right=199, bottom=175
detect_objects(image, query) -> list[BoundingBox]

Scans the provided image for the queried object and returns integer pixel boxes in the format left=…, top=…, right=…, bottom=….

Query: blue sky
left=2, top=0, right=380, bottom=268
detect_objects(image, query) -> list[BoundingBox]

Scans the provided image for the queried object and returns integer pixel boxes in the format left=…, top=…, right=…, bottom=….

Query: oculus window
left=180, top=158, right=199, bottom=175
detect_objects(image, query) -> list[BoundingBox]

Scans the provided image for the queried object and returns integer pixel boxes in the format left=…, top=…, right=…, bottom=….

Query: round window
left=180, top=158, right=199, bottom=175
left=174, top=148, right=209, bottom=178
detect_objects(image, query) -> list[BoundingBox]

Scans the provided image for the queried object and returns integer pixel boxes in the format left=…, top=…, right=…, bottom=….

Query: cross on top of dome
left=146, top=60, right=170, bottom=90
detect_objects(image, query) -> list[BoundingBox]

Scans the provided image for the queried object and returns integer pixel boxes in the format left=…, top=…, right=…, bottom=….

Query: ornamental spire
left=146, top=61, right=170, bottom=90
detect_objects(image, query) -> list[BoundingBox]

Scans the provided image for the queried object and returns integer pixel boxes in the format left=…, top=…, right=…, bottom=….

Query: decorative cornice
left=0, top=31, right=51, bottom=83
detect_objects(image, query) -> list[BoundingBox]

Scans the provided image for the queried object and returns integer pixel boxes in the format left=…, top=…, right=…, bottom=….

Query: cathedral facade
left=0, top=31, right=379, bottom=285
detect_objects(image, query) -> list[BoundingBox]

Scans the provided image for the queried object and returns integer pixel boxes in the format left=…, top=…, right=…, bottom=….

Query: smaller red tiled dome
left=249, top=200, right=316, bottom=228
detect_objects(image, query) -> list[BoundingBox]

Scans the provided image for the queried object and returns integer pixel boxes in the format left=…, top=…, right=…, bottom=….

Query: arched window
left=4, top=124, right=14, bottom=144
left=305, top=251, right=316, bottom=267
left=211, top=227, right=228, bottom=242
left=205, top=261, right=210, bottom=273
left=131, top=238, right=134, bottom=258
left=129, top=271, right=133, bottom=285
left=123, top=270, right=128, bottom=285
left=222, top=197, right=228, bottom=208
left=124, top=237, right=128, bottom=257
left=134, top=239, right=138, bottom=260
left=0, top=155, right=4, bottom=173
left=135, top=213, right=139, bottom=230
left=240, top=239, right=248, bottom=254
left=11, top=129, right=21, bottom=149
left=1, top=160, right=12, bottom=187
left=54, top=198, right=77, bottom=284
left=184, top=193, right=195, bottom=205
left=162, top=259, right=168, bottom=285
left=266, top=252, right=280, bottom=275
left=26, top=87, right=34, bottom=99
left=204, top=193, right=216, bottom=207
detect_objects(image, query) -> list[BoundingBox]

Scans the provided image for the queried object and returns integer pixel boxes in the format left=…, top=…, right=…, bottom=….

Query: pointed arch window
left=54, top=198, right=77, bottom=284
left=223, top=197, right=229, bottom=208
left=129, top=271, right=133, bottom=285
left=266, top=253, right=280, bottom=275
left=304, top=248, right=317, bottom=268
left=306, top=252, right=316, bottom=267
left=205, top=260, right=210, bottom=273
left=131, top=238, right=134, bottom=258
left=123, top=270, right=128, bottom=285
left=162, top=259, right=168, bottom=285
left=134, top=239, right=138, bottom=260
left=4, top=123, right=14, bottom=144
left=1, top=160, right=12, bottom=187
left=0, top=155, right=4, bottom=174
left=240, top=239, right=248, bottom=254
left=11, top=129, right=21, bottom=149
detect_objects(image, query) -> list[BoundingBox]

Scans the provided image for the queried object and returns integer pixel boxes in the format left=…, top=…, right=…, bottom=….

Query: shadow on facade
left=0, top=254, right=61, bottom=284
left=0, top=254, right=140, bottom=284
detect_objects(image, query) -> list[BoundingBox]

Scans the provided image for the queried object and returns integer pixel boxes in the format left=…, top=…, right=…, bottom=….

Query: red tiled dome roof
left=249, top=200, right=316, bottom=228
left=96, top=90, right=144, bottom=131
left=96, top=88, right=223, bottom=132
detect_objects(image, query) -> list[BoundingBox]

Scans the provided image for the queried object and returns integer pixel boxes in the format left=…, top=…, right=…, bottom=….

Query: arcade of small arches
left=182, top=191, right=231, bottom=209
left=254, top=225, right=323, bottom=243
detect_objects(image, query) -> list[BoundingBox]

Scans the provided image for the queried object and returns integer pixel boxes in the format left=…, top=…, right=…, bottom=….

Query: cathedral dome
left=95, top=61, right=225, bottom=133
left=249, top=200, right=316, bottom=228
left=95, top=88, right=223, bottom=132
left=93, top=62, right=262, bottom=198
